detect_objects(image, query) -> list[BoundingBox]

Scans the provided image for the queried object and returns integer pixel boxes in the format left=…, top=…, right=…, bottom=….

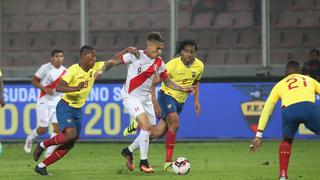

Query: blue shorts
left=56, top=100, right=82, bottom=138
left=158, top=91, right=184, bottom=120
left=281, top=101, right=320, bottom=138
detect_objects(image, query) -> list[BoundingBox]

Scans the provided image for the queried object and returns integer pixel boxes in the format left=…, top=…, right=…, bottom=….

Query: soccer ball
left=172, top=157, right=190, bottom=175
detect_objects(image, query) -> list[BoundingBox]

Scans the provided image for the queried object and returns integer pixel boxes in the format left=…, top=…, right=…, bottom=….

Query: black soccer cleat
left=33, top=143, right=45, bottom=161
left=34, top=165, right=48, bottom=176
left=121, top=147, right=134, bottom=171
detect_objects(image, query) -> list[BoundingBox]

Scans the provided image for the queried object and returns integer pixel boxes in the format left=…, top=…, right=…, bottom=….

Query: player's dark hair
left=175, top=39, right=198, bottom=56
left=309, top=49, right=320, bottom=56
left=51, top=49, right=63, bottom=57
left=146, top=32, right=164, bottom=43
left=285, top=61, right=301, bottom=75
left=286, top=61, right=300, bottom=69
left=80, top=45, right=95, bottom=55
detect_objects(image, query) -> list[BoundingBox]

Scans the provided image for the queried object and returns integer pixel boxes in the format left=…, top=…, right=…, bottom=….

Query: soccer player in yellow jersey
left=33, top=45, right=137, bottom=175
left=123, top=39, right=204, bottom=171
left=250, top=61, right=320, bottom=180
left=0, top=68, right=6, bottom=155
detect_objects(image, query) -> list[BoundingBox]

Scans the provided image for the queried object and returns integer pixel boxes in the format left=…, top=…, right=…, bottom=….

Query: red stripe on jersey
left=40, top=69, right=67, bottom=98
left=128, top=58, right=163, bottom=93
left=120, top=54, right=125, bottom=64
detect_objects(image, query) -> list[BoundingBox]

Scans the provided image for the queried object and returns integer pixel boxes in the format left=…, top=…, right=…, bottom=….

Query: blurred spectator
left=253, top=0, right=261, bottom=26
left=190, top=0, right=227, bottom=24
left=302, top=49, right=320, bottom=81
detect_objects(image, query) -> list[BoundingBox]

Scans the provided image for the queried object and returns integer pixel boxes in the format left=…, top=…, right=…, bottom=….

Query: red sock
left=165, top=130, right=176, bottom=162
left=42, top=143, right=74, bottom=167
left=43, top=133, right=67, bottom=148
left=279, top=141, right=291, bottom=178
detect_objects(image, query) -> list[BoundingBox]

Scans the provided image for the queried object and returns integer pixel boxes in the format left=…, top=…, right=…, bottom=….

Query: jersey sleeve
left=266, top=84, right=280, bottom=104
left=158, top=61, right=168, bottom=79
left=120, top=53, right=135, bottom=64
left=62, top=67, right=75, bottom=84
left=93, top=61, right=105, bottom=71
left=34, top=65, right=46, bottom=79
left=257, top=84, right=279, bottom=132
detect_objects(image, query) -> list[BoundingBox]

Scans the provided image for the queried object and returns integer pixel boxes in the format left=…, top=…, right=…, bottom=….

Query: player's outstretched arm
left=0, top=75, right=5, bottom=107
left=31, top=76, right=54, bottom=96
left=102, top=47, right=140, bottom=72
left=163, top=77, right=196, bottom=94
left=56, top=80, right=84, bottom=93
left=250, top=100, right=276, bottom=153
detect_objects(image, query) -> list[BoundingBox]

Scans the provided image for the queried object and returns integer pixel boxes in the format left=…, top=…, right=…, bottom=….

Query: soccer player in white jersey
left=102, top=32, right=195, bottom=173
left=24, top=49, right=67, bottom=158
left=0, top=68, right=5, bottom=155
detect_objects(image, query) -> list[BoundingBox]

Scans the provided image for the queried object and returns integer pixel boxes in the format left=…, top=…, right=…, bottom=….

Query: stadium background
left=0, top=0, right=319, bottom=140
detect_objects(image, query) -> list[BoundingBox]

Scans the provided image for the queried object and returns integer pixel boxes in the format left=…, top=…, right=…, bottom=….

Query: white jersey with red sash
left=35, top=62, right=67, bottom=106
left=120, top=50, right=168, bottom=101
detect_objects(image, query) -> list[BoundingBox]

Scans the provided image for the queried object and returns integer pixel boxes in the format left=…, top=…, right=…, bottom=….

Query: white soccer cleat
left=24, top=139, right=32, bottom=153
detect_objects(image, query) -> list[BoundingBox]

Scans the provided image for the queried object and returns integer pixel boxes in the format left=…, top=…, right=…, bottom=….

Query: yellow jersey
left=160, top=57, right=204, bottom=103
left=61, top=62, right=105, bottom=108
left=267, top=74, right=320, bottom=107
left=257, top=73, right=320, bottom=132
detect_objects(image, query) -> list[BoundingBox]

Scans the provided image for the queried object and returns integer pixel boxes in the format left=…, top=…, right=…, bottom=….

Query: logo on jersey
left=232, top=84, right=273, bottom=133
left=192, top=72, right=197, bottom=78
left=153, top=64, right=158, bottom=71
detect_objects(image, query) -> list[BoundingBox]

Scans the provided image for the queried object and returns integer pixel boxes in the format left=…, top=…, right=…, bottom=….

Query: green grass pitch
left=0, top=141, right=319, bottom=180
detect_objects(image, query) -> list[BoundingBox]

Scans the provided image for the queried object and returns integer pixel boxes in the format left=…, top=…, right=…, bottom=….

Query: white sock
left=45, top=133, right=58, bottom=156
left=39, top=142, right=46, bottom=149
left=138, top=130, right=150, bottom=160
left=128, top=136, right=140, bottom=153
left=38, top=162, right=46, bottom=168
left=27, top=129, right=39, bottom=141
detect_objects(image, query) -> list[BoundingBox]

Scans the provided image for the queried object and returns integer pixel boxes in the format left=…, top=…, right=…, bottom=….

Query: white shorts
left=36, top=101, right=58, bottom=127
left=122, top=95, right=156, bottom=125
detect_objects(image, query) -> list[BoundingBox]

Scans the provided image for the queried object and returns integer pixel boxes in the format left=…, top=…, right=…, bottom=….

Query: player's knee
left=37, top=127, right=48, bottom=134
left=64, top=129, right=77, bottom=141
left=150, top=126, right=165, bottom=139
left=141, top=123, right=151, bottom=131
left=169, top=124, right=179, bottom=132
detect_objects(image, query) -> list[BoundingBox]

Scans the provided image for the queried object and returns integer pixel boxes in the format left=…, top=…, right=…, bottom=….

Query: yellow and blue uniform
left=158, top=57, right=204, bottom=119
left=57, top=62, right=104, bottom=136
left=258, top=74, right=320, bottom=138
